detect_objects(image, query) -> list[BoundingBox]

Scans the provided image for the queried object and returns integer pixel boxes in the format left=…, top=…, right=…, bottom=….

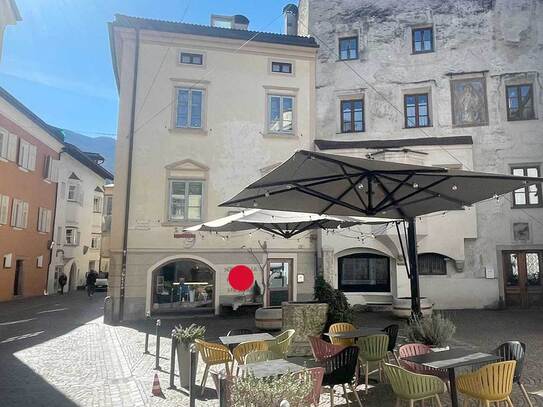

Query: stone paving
left=0, top=292, right=542, bottom=406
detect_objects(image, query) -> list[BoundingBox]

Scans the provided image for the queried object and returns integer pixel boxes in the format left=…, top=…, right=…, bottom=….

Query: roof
left=9, top=0, right=22, bottom=21
left=0, top=86, right=64, bottom=142
left=315, top=136, right=473, bottom=151
left=110, top=14, right=318, bottom=48
left=63, top=143, right=114, bottom=180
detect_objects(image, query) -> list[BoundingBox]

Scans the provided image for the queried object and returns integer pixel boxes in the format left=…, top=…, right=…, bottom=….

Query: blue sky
left=0, top=0, right=292, bottom=138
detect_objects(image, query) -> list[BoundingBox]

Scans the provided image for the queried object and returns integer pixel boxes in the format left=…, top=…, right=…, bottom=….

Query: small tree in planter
left=314, top=275, right=353, bottom=330
left=242, top=241, right=282, bottom=308
left=406, top=312, right=456, bottom=350
left=173, top=323, right=206, bottom=388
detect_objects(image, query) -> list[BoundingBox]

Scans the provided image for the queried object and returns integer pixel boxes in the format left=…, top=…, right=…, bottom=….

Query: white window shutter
left=18, top=140, right=26, bottom=167
left=51, top=159, right=60, bottom=182
left=76, top=230, right=81, bottom=245
left=22, top=201, right=29, bottom=228
left=37, top=255, right=43, bottom=268
left=78, top=189, right=84, bottom=205
left=7, top=133, right=18, bottom=162
left=0, top=195, right=8, bottom=224
left=0, top=131, right=8, bottom=158
left=46, top=209, right=52, bottom=233
left=3, top=253, right=12, bottom=268
left=60, top=182, right=66, bottom=198
left=37, top=207, right=43, bottom=231
left=11, top=199, right=18, bottom=227
left=28, top=144, right=37, bottom=171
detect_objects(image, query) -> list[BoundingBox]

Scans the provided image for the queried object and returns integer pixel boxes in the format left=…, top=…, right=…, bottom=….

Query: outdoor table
left=403, top=348, right=501, bottom=407
left=219, top=332, right=275, bottom=347
left=324, top=327, right=385, bottom=340
left=239, top=358, right=305, bottom=378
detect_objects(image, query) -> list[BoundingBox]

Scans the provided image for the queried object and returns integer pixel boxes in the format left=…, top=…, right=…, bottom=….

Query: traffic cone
left=151, top=373, right=165, bottom=398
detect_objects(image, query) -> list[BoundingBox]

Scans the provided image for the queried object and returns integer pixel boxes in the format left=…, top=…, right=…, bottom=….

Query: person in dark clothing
left=58, top=272, right=67, bottom=295
left=86, top=269, right=98, bottom=297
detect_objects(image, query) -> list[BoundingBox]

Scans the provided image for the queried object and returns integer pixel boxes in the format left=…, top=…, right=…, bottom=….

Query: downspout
left=45, top=152, right=61, bottom=294
left=119, top=28, right=140, bottom=321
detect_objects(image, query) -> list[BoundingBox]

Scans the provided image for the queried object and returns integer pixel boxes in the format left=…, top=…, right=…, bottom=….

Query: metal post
left=218, top=370, right=227, bottom=407
left=169, top=329, right=177, bottom=389
left=189, top=344, right=197, bottom=407
left=407, top=218, right=422, bottom=317
left=144, top=312, right=150, bottom=354
left=155, top=319, right=161, bottom=370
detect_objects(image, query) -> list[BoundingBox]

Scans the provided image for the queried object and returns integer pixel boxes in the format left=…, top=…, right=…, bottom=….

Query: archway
left=68, top=262, right=78, bottom=292
left=149, top=257, right=215, bottom=315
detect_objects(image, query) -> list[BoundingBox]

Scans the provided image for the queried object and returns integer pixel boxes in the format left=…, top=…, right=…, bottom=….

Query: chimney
left=283, top=4, right=298, bottom=36
left=233, top=14, right=249, bottom=30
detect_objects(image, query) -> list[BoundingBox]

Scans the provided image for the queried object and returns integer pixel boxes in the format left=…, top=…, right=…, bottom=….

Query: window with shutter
left=0, top=195, right=9, bottom=224
left=22, top=202, right=29, bottom=228
left=28, top=145, right=37, bottom=171
left=7, top=133, right=18, bottom=162
left=0, top=130, right=8, bottom=159
left=37, top=255, right=43, bottom=268
left=11, top=199, right=28, bottom=228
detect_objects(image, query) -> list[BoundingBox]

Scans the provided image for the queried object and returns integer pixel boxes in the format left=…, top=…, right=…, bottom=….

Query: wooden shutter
left=0, top=131, right=8, bottom=158
left=37, top=255, right=43, bottom=268
left=28, top=144, right=37, bottom=171
left=46, top=209, right=52, bottom=233
left=7, top=133, right=18, bottom=162
left=22, top=201, right=29, bottom=228
left=51, top=159, right=59, bottom=182
left=0, top=195, right=9, bottom=224
left=11, top=199, right=19, bottom=227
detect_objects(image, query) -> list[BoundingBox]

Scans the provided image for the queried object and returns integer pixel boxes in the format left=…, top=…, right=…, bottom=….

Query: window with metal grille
left=418, top=253, right=447, bottom=275
left=180, top=52, right=203, bottom=65
left=271, top=62, right=292, bottom=74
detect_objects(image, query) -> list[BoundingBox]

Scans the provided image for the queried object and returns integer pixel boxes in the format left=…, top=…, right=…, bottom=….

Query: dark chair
left=227, top=329, right=252, bottom=336
left=494, top=341, right=533, bottom=407
left=382, top=324, right=399, bottom=363
left=321, top=346, right=362, bottom=407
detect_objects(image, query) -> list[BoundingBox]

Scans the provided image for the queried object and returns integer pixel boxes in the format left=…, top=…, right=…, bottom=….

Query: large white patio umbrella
left=221, top=150, right=543, bottom=315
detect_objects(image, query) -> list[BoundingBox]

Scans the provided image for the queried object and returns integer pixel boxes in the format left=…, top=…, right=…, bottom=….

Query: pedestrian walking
left=86, top=269, right=98, bottom=297
left=58, top=272, right=67, bottom=295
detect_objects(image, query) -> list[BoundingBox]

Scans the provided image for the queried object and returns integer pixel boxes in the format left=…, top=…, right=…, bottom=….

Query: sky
left=0, top=0, right=293, bottom=138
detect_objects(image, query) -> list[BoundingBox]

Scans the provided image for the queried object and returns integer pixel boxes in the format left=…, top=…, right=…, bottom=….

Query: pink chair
left=308, top=335, right=346, bottom=362
left=398, top=344, right=449, bottom=386
left=306, top=367, right=325, bottom=406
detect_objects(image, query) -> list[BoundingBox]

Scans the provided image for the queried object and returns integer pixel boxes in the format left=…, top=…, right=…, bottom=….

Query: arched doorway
left=68, top=262, right=78, bottom=292
left=151, top=258, right=215, bottom=314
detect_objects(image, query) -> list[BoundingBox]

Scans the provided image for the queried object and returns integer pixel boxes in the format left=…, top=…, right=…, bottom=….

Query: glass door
left=267, top=259, right=293, bottom=306
left=503, top=251, right=542, bottom=307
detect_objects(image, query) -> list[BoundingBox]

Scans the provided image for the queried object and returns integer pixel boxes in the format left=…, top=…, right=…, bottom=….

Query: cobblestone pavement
left=0, top=293, right=542, bottom=406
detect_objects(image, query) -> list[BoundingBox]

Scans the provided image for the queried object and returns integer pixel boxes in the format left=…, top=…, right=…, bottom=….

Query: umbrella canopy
left=221, top=150, right=543, bottom=219
left=185, top=208, right=393, bottom=239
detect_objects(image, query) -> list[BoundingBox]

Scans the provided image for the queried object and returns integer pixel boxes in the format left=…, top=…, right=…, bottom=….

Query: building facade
left=99, top=183, right=114, bottom=276
left=0, top=87, right=63, bottom=301
left=298, top=0, right=543, bottom=309
left=108, top=12, right=318, bottom=320
left=47, top=142, right=113, bottom=294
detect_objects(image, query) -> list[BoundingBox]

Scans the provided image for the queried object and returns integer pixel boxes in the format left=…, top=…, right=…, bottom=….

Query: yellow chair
left=244, top=350, right=278, bottom=364
left=194, top=339, right=233, bottom=396
left=233, top=340, right=268, bottom=374
left=328, top=322, right=356, bottom=346
left=357, top=334, right=389, bottom=394
left=456, top=361, right=516, bottom=407
left=267, top=329, right=295, bottom=359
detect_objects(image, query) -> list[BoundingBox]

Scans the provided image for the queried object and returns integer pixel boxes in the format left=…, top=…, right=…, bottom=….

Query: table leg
left=448, top=368, right=458, bottom=407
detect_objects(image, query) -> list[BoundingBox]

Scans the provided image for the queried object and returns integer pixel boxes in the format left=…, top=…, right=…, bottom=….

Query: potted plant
left=314, top=275, right=353, bottom=330
left=252, top=280, right=262, bottom=303
left=406, top=312, right=456, bottom=351
left=173, top=323, right=206, bottom=388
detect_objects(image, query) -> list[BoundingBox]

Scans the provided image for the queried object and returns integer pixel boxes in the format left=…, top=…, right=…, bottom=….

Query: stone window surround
left=169, top=78, right=210, bottom=135
left=498, top=72, right=539, bottom=122
left=336, top=90, right=366, bottom=134
left=410, top=24, right=435, bottom=55
left=509, top=163, right=542, bottom=209
left=268, top=57, right=296, bottom=77
left=263, top=85, right=298, bottom=138
left=401, top=85, right=434, bottom=129
left=335, top=30, right=360, bottom=62
left=178, top=49, right=207, bottom=69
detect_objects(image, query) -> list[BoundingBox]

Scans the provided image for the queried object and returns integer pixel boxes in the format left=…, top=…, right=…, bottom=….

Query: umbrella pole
left=407, top=218, right=422, bottom=317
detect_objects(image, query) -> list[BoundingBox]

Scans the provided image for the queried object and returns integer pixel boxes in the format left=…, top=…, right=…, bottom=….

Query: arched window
left=338, top=253, right=390, bottom=292
left=418, top=253, right=447, bottom=275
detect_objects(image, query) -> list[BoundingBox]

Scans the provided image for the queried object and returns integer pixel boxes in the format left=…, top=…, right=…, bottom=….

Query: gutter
left=119, top=28, right=140, bottom=321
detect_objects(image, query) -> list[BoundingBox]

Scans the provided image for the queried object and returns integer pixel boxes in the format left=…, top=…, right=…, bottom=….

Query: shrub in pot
left=406, top=312, right=456, bottom=350
left=314, top=275, right=353, bottom=330
left=173, top=323, right=206, bottom=388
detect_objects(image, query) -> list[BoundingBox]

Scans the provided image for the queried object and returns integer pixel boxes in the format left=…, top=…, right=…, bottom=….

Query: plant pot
left=430, top=346, right=450, bottom=352
left=392, top=297, right=433, bottom=319
left=281, top=302, right=329, bottom=357
left=177, top=342, right=198, bottom=388
left=255, top=306, right=282, bottom=331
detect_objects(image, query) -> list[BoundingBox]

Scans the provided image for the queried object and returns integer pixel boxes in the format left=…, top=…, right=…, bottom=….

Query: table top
left=219, top=332, right=275, bottom=346
left=403, top=348, right=501, bottom=370
left=240, top=359, right=305, bottom=378
left=324, top=327, right=385, bottom=339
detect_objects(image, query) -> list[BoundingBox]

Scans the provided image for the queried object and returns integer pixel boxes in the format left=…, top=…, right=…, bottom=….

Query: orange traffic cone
left=151, top=373, right=165, bottom=398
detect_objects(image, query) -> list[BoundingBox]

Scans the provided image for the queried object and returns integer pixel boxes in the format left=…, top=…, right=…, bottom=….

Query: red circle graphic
left=228, top=265, right=255, bottom=292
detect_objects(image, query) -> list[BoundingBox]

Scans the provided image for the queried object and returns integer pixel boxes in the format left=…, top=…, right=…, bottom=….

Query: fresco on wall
left=451, top=78, right=489, bottom=127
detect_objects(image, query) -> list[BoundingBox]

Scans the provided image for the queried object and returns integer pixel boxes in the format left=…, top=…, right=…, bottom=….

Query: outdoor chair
left=232, top=340, right=268, bottom=374
left=243, top=350, right=278, bottom=364
left=305, top=367, right=325, bottom=406
left=382, top=324, right=400, bottom=363
left=328, top=322, right=356, bottom=346
left=456, top=360, right=516, bottom=406
left=227, top=328, right=253, bottom=336
left=320, top=345, right=362, bottom=407
left=267, top=329, right=295, bottom=359
left=308, top=335, right=345, bottom=362
left=357, top=334, right=389, bottom=393
left=194, top=339, right=233, bottom=396
left=383, top=362, right=446, bottom=407
left=398, top=343, right=449, bottom=387
left=494, top=341, right=533, bottom=407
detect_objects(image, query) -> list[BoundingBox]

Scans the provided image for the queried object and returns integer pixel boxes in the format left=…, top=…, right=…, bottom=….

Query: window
left=211, top=15, right=233, bottom=28
left=339, top=37, right=358, bottom=60
left=180, top=52, right=203, bottom=65
left=37, top=207, right=52, bottom=233
left=93, top=195, right=102, bottom=213
left=0, top=194, right=9, bottom=224
left=65, top=227, right=79, bottom=245
left=412, top=27, right=434, bottom=53
left=0, top=129, right=7, bottom=159
left=43, top=156, right=59, bottom=181
left=91, top=235, right=100, bottom=249
left=338, top=253, right=390, bottom=292
left=506, top=84, right=535, bottom=121
left=37, top=255, right=43, bottom=268
left=268, top=95, right=294, bottom=133
left=104, top=196, right=113, bottom=215
left=18, top=139, right=36, bottom=171
left=168, top=180, right=203, bottom=221
left=3, top=253, right=12, bottom=268
left=512, top=166, right=541, bottom=207
left=341, top=99, right=364, bottom=133
left=404, top=94, right=430, bottom=128
left=271, top=61, right=292, bottom=74
left=418, top=253, right=447, bottom=275
left=67, top=183, right=78, bottom=202
left=176, top=88, right=204, bottom=128
left=11, top=199, right=28, bottom=228
left=5, top=133, right=18, bottom=162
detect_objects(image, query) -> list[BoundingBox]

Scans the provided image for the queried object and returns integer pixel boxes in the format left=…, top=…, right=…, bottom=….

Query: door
left=13, top=260, right=23, bottom=296
left=267, top=259, right=293, bottom=306
left=503, top=251, right=543, bottom=307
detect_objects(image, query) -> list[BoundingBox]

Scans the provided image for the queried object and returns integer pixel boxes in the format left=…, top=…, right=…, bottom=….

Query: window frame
left=93, top=195, right=102, bottom=213
left=506, top=84, right=535, bottom=121
left=338, top=253, right=391, bottom=293
left=0, top=128, right=8, bottom=160
left=418, top=253, right=447, bottom=275
left=412, top=27, right=434, bottom=54
left=175, top=87, right=205, bottom=129
left=65, top=227, right=79, bottom=246
left=167, top=179, right=204, bottom=222
left=404, top=93, right=431, bottom=128
left=340, top=99, right=365, bottom=133
left=37, top=207, right=52, bottom=233
left=338, top=36, right=359, bottom=61
left=11, top=199, right=28, bottom=229
left=511, top=165, right=542, bottom=208
left=271, top=61, right=293, bottom=74
left=267, top=94, right=295, bottom=134
left=90, top=234, right=100, bottom=249
left=179, top=52, right=204, bottom=66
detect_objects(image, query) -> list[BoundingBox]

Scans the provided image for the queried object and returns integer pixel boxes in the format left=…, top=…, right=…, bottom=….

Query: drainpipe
left=45, top=153, right=61, bottom=295
left=119, top=28, right=140, bottom=322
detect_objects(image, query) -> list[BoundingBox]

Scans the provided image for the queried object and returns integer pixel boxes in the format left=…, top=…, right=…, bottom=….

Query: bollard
left=168, top=329, right=177, bottom=389
left=218, top=370, right=227, bottom=407
left=155, top=319, right=161, bottom=370
left=144, top=312, right=151, bottom=354
left=189, top=344, right=197, bottom=407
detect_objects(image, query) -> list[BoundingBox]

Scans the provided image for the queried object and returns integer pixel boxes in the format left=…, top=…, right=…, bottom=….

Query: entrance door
left=268, top=259, right=293, bottom=306
left=13, top=260, right=23, bottom=296
left=503, top=251, right=543, bottom=307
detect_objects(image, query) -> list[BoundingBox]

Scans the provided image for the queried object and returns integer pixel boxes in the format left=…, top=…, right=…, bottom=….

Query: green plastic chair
left=384, top=362, right=446, bottom=407
left=268, top=329, right=295, bottom=359
left=244, top=350, right=278, bottom=364
left=357, top=334, right=389, bottom=394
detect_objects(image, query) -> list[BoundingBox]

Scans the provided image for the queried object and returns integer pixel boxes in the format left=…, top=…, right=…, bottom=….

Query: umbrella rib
left=373, top=174, right=414, bottom=215
left=292, top=183, right=369, bottom=215
left=373, top=175, right=407, bottom=218
left=320, top=173, right=369, bottom=214
left=339, top=164, right=369, bottom=210
left=249, top=173, right=359, bottom=189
